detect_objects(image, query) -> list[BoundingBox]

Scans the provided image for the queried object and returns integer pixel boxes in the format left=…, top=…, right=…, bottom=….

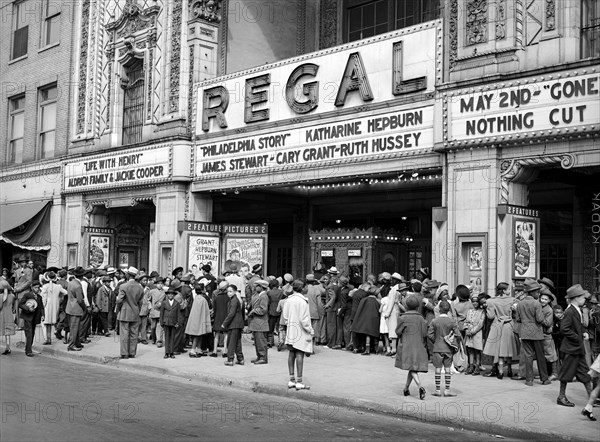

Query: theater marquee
left=445, top=71, right=600, bottom=147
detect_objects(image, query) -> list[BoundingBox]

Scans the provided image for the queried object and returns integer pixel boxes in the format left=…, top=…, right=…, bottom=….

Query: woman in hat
left=395, top=295, right=428, bottom=399
left=40, top=271, right=67, bottom=345
left=185, top=281, right=212, bottom=357
left=0, top=277, right=16, bottom=354
left=539, top=289, right=559, bottom=380
left=483, top=282, right=518, bottom=379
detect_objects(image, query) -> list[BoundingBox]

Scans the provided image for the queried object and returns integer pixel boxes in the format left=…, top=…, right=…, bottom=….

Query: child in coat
left=276, top=293, right=288, bottom=351
left=464, top=294, right=485, bottom=375
left=428, top=300, right=462, bottom=397
left=159, top=288, right=181, bottom=359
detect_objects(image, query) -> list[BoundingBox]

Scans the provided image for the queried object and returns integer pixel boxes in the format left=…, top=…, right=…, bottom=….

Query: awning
left=0, top=201, right=52, bottom=251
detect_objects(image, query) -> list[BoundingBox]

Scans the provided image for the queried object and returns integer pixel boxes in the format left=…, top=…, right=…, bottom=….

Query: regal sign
left=195, top=23, right=439, bottom=134
left=64, top=146, right=171, bottom=193
left=447, top=72, right=600, bottom=145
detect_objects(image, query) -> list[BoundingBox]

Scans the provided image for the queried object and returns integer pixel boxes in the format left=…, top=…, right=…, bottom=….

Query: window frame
left=37, top=84, right=58, bottom=160
left=41, top=0, right=61, bottom=48
left=11, top=0, right=29, bottom=60
left=581, top=0, right=600, bottom=58
left=8, top=94, right=26, bottom=164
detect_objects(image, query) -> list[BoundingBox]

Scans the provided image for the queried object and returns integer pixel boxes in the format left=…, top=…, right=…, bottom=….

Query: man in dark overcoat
left=116, top=267, right=144, bottom=358
left=556, top=284, right=593, bottom=407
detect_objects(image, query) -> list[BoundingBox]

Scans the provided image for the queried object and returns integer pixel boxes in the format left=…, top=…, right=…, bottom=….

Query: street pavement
left=0, top=354, right=517, bottom=442
left=2, top=327, right=599, bottom=441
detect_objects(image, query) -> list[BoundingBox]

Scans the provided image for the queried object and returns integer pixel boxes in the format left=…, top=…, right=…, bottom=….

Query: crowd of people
left=1, top=258, right=599, bottom=418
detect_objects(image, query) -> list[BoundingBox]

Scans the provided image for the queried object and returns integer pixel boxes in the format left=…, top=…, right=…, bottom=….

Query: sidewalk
left=3, top=327, right=598, bottom=441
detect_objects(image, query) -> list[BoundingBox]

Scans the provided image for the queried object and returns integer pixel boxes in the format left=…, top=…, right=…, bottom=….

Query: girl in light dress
left=379, top=293, right=391, bottom=355
left=464, top=294, right=486, bottom=375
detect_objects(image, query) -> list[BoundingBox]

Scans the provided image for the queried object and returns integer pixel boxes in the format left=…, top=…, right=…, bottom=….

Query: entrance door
left=118, top=248, right=137, bottom=268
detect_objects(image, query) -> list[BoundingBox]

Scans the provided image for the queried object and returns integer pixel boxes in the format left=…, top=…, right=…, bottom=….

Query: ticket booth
left=309, top=228, right=410, bottom=284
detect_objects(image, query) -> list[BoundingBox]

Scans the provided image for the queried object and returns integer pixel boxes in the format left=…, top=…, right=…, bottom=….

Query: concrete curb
left=35, top=345, right=583, bottom=441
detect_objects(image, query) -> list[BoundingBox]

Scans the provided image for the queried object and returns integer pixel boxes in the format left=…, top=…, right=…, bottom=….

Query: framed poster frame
left=87, top=234, right=112, bottom=268
left=222, top=235, right=267, bottom=276
left=186, top=234, right=221, bottom=277
left=512, top=217, right=540, bottom=280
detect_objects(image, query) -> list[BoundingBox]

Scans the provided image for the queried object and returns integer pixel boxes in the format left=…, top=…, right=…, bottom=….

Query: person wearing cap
left=539, top=288, right=559, bottom=380
left=66, top=267, right=87, bottom=351
left=95, top=276, right=112, bottom=337
left=515, top=278, right=551, bottom=386
left=248, top=280, right=270, bottom=363
left=40, top=271, right=67, bottom=345
left=136, top=274, right=151, bottom=345
left=556, top=284, right=593, bottom=408
left=19, top=279, right=44, bottom=357
left=201, top=264, right=217, bottom=294
left=116, top=267, right=144, bottom=359
left=244, top=264, right=263, bottom=303
left=173, top=274, right=193, bottom=354
left=160, top=286, right=182, bottom=359
left=305, top=274, right=326, bottom=348
left=13, top=256, right=33, bottom=329
left=282, top=279, right=314, bottom=390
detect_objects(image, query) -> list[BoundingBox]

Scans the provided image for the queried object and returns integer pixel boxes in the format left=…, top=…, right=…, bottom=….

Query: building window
left=12, top=1, right=29, bottom=59
left=8, top=95, right=25, bottom=164
left=122, top=58, right=145, bottom=145
left=38, top=85, right=57, bottom=159
left=346, top=0, right=440, bottom=43
left=42, top=0, right=61, bottom=47
left=582, top=0, right=600, bottom=58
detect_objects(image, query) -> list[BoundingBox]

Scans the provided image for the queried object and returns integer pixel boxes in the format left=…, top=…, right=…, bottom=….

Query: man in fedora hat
left=324, top=270, right=342, bottom=349
left=66, top=267, right=86, bottom=351
left=248, top=280, right=270, bottom=364
left=556, top=284, right=593, bottom=407
left=515, top=278, right=551, bottom=386
left=116, top=267, right=144, bottom=359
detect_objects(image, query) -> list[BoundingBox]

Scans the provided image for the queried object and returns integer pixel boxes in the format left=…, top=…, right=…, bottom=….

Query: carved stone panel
left=466, top=0, right=488, bottom=46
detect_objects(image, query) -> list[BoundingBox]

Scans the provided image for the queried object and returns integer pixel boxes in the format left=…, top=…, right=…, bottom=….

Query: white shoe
left=323, top=345, right=330, bottom=349
left=295, top=383, right=310, bottom=390
left=288, top=381, right=296, bottom=389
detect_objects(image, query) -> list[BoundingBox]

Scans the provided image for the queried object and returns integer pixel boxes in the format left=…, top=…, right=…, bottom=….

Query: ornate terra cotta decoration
left=77, top=0, right=91, bottom=135
left=545, top=0, right=556, bottom=31
left=496, top=0, right=506, bottom=39
left=466, top=0, right=488, bottom=45
left=319, top=0, right=337, bottom=50
left=169, top=1, right=183, bottom=113
left=190, top=0, right=222, bottom=23
left=448, top=0, right=458, bottom=68
left=499, top=154, right=576, bottom=203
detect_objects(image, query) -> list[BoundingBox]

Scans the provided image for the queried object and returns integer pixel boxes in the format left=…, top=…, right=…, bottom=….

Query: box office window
left=345, top=0, right=441, bottom=43
left=8, top=95, right=25, bottom=164
left=12, top=1, right=28, bottom=59
left=38, top=85, right=57, bottom=159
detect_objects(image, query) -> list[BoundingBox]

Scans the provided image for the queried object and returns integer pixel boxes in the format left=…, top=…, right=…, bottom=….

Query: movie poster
left=224, top=237, right=264, bottom=274
left=188, top=235, right=220, bottom=277
left=88, top=235, right=110, bottom=268
left=514, top=219, right=537, bottom=279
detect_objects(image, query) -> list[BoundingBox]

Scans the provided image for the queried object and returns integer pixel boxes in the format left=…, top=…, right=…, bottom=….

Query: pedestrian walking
left=222, top=284, right=245, bottom=366
left=429, top=300, right=462, bottom=397
left=0, top=278, right=16, bottom=355
left=582, top=354, right=600, bottom=421
left=556, top=284, right=593, bottom=407
left=160, top=286, right=181, bottom=359
left=395, top=295, right=428, bottom=399
left=116, top=267, right=144, bottom=359
left=282, top=279, right=314, bottom=390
